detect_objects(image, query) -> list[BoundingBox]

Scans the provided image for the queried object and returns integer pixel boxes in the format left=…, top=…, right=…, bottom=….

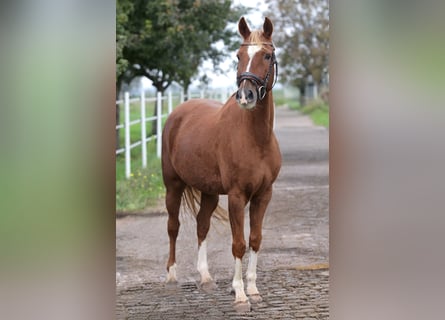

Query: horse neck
left=222, top=92, right=275, bottom=145
left=250, top=92, right=275, bottom=144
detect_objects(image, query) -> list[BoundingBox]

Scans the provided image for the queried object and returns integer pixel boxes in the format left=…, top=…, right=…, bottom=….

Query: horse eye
left=236, top=54, right=240, bottom=61
left=265, top=54, right=271, bottom=60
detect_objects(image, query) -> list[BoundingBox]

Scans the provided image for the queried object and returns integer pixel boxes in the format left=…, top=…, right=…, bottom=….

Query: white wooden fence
left=116, top=88, right=232, bottom=179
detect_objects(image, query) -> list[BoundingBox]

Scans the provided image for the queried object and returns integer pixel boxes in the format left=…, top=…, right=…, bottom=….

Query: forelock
left=249, top=31, right=265, bottom=46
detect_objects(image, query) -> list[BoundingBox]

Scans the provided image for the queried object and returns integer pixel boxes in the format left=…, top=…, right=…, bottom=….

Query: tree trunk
left=151, top=83, right=165, bottom=136
left=183, top=81, right=190, bottom=101
left=299, top=85, right=306, bottom=107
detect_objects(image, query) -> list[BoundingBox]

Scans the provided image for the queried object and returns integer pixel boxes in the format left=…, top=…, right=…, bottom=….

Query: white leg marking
left=246, top=250, right=259, bottom=295
left=166, top=263, right=177, bottom=283
left=232, top=258, right=248, bottom=303
left=197, top=240, right=212, bottom=283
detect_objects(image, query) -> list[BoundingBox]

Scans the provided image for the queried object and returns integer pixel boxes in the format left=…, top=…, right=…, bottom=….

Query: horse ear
left=238, top=17, right=251, bottom=39
left=263, top=17, right=273, bottom=39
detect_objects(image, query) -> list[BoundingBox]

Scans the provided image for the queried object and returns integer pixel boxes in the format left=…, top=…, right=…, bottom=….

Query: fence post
left=168, top=89, right=172, bottom=114
left=156, top=92, right=162, bottom=158
left=200, top=89, right=204, bottom=99
left=124, top=92, right=131, bottom=179
left=180, top=89, right=184, bottom=103
left=140, top=89, right=147, bottom=168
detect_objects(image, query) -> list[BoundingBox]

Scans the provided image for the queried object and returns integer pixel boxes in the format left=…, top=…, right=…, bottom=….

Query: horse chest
left=217, top=143, right=280, bottom=193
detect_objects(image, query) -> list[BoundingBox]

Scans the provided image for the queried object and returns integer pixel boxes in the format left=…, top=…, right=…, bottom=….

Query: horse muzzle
left=236, top=77, right=261, bottom=109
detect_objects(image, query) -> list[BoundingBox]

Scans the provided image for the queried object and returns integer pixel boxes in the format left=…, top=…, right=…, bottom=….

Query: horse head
left=235, top=17, right=277, bottom=110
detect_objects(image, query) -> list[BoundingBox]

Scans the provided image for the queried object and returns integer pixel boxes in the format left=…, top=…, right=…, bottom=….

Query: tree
left=117, top=0, right=246, bottom=136
left=116, top=0, right=135, bottom=149
left=121, top=0, right=244, bottom=93
left=267, top=0, right=329, bottom=105
left=116, top=0, right=133, bottom=81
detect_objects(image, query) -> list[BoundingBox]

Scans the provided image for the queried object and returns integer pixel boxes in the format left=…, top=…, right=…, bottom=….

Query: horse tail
left=182, top=186, right=229, bottom=224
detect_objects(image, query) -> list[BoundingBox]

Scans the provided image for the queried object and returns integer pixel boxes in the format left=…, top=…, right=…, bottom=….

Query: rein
left=236, top=43, right=278, bottom=100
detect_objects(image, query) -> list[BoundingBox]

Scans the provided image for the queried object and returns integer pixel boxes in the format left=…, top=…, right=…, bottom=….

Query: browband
left=240, top=43, right=275, bottom=47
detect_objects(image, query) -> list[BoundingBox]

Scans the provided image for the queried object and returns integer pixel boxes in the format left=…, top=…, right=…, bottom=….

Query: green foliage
left=308, top=108, right=329, bottom=127
left=117, top=0, right=247, bottom=91
left=116, top=135, right=165, bottom=211
left=272, top=88, right=286, bottom=106
left=116, top=0, right=134, bottom=78
left=274, top=96, right=287, bottom=107
left=301, top=99, right=327, bottom=113
left=287, top=100, right=301, bottom=110
left=115, top=96, right=181, bottom=211
left=116, top=161, right=165, bottom=212
left=275, top=93, right=329, bottom=127
left=266, top=0, right=329, bottom=91
left=273, top=88, right=300, bottom=109
left=300, top=99, right=329, bottom=127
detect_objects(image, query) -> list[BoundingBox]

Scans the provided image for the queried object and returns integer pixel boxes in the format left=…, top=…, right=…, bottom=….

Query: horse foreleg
left=165, top=182, right=185, bottom=283
left=246, top=187, right=272, bottom=302
left=228, top=193, right=249, bottom=306
left=196, top=193, right=218, bottom=286
left=246, top=249, right=260, bottom=298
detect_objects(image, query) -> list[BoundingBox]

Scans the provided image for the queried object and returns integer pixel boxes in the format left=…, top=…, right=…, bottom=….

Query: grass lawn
left=301, top=101, right=329, bottom=128
left=116, top=98, right=174, bottom=212
left=305, top=105, right=329, bottom=127
left=286, top=98, right=329, bottom=128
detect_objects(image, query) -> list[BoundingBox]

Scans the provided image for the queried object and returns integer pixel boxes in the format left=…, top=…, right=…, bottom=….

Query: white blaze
left=245, top=45, right=262, bottom=73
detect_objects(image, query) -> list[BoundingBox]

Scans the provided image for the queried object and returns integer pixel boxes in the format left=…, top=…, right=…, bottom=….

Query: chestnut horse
left=162, top=17, right=281, bottom=307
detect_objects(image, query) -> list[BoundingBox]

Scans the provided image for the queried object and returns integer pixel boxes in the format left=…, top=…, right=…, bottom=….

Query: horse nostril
left=236, top=90, right=240, bottom=100
left=247, top=90, right=254, bottom=100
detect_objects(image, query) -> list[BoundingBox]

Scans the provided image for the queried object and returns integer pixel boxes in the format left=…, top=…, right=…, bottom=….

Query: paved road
left=116, top=106, right=329, bottom=319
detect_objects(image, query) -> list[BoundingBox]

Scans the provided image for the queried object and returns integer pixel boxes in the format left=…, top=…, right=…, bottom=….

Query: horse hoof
left=249, top=294, right=263, bottom=304
left=233, top=300, right=251, bottom=313
left=165, top=278, right=178, bottom=288
left=200, top=281, right=217, bottom=293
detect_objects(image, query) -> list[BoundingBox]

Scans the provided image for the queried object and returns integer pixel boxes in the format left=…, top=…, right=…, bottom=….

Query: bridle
left=236, top=43, right=278, bottom=100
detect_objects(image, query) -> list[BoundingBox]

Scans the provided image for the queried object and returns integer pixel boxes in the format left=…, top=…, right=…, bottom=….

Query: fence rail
left=116, top=88, right=232, bottom=179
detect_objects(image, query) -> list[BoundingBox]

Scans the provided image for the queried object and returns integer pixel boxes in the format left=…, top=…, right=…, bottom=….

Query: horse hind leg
left=196, top=193, right=218, bottom=289
left=165, top=179, right=185, bottom=283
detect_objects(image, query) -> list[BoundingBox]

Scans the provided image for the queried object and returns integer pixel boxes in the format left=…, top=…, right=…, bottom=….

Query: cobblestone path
left=116, top=107, right=329, bottom=319
left=116, top=268, right=329, bottom=319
